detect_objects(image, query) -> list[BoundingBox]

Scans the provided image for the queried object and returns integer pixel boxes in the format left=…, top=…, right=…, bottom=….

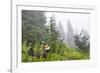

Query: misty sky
left=45, top=12, right=90, bottom=35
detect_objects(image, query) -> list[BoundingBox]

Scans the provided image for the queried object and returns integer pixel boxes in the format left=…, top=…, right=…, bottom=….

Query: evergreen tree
left=74, top=30, right=90, bottom=52
left=22, top=10, right=46, bottom=45
left=57, top=21, right=65, bottom=41
left=67, top=20, right=75, bottom=48
left=48, top=15, right=59, bottom=53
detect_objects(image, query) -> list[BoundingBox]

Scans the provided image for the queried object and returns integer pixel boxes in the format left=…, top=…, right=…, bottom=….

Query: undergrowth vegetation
left=22, top=40, right=90, bottom=62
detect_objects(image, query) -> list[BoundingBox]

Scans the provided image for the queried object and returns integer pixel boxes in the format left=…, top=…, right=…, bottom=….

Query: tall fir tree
left=49, top=15, right=59, bottom=53
left=67, top=20, right=75, bottom=48
left=22, top=10, right=46, bottom=45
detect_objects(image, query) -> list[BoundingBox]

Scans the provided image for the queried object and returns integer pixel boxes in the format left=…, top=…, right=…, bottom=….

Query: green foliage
left=74, top=30, right=90, bottom=52
left=46, top=53, right=65, bottom=61
left=22, top=10, right=46, bottom=44
left=47, top=15, right=60, bottom=53
left=22, top=11, right=90, bottom=62
left=22, top=40, right=90, bottom=62
left=22, top=41, right=28, bottom=62
left=63, top=49, right=89, bottom=60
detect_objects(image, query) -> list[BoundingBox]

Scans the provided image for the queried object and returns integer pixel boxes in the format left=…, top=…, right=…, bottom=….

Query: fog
left=45, top=12, right=90, bottom=34
left=45, top=12, right=90, bottom=48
